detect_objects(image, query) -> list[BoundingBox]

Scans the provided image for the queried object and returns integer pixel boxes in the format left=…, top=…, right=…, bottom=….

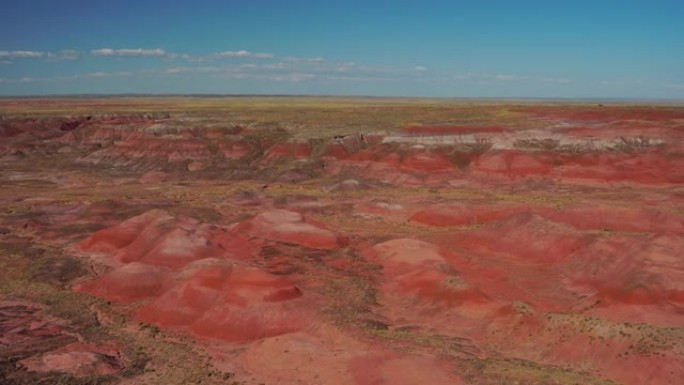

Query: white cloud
left=540, top=77, right=571, bottom=84
left=82, top=71, right=136, bottom=78
left=213, top=50, right=274, bottom=59
left=84, top=71, right=108, bottom=78
left=330, top=62, right=356, bottom=72
left=447, top=72, right=573, bottom=85
left=324, top=75, right=394, bottom=82
left=215, top=50, right=251, bottom=58
left=47, top=69, right=159, bottom=82
left=601, top=80, right=625, bottom=86
left=665, top=83, right=684, bottom=90
left=0, top=49, right=80, bottom=62
left=91, top=48, right=167, bottom=57
left=284, top=56, right=325, bottom=63
left=46, top=49, right=81, bottom=61
left=239, top=63, right=285, bottom=70
left=180, top=53, right=210, bottom=63
left=253, top=53, right=275, bottom=59
left=0, top=76, right=35, bottom=83
left=0, top=50, right=45, bottom=59
left=165, top=67, right=185, bottom=74
left=0, top=51, right=462, bottom=88
left=452, top=72, right=478, bottom=80
left=254, top=73, right=316, bottom=82
left=494, top=74, right=528, bottom=81
left=164, top=66, right=223, bottom=74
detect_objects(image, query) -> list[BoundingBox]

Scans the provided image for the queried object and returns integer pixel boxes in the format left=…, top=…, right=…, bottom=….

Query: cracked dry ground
left=1, top=98, right=683, bottom=384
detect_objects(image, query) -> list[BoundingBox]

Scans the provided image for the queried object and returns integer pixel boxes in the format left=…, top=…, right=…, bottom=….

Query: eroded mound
left=137, top=260, right=307, bottom=341
left=75, top=208, right=342, bottom=342
left=0, top=301, right=125, bottom=379
left=3, top=101, right=684, bottom=385
left=233, top=209, right=345, bottom=250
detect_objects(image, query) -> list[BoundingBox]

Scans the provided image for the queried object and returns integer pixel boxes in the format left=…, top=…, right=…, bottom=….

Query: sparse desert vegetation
left=1, top=97, right=683, bottom=385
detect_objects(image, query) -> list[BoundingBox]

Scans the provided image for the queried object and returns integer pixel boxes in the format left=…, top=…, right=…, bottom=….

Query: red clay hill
left=1, top=99, right=683, bottom=385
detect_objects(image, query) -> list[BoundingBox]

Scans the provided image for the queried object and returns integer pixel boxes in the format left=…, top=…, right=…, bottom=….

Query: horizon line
left=1, top=93, right=684, bottom=104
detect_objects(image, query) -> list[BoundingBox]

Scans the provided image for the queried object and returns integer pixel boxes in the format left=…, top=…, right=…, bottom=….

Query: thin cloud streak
left=213, top=50, right=274, bottom=59
left=214, top=50, right=251, bottom=58
left=450, top=72, right=572, bottom=85
left=0, top=76, right=36, bottom=83
left=0, top=50, right=45, bottom=58
left=47, top=50, right=80, bottom=60
left=0, top=48, right=594, bottom=91
left=284, top=56, right=325, bottom=63
left=91, top=48, right=167, bottom=57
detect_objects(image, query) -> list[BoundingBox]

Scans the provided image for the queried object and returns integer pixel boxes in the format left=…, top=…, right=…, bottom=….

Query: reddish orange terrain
left=1, top=98, right=683, bottom=385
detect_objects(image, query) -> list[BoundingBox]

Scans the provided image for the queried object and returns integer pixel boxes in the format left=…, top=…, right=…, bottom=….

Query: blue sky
left=1, top=0, right=683, bottom=98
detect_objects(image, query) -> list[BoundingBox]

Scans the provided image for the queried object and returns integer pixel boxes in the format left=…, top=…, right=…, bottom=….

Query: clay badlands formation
left=1, top=97, right=683, bottom=385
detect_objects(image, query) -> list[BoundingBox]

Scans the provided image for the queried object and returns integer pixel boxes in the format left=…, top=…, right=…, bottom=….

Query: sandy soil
left=1, top=98, right=683, bottom=385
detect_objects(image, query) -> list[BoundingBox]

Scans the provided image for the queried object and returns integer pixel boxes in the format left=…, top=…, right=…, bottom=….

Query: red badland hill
left=1, top=99, right=683, bottom=385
